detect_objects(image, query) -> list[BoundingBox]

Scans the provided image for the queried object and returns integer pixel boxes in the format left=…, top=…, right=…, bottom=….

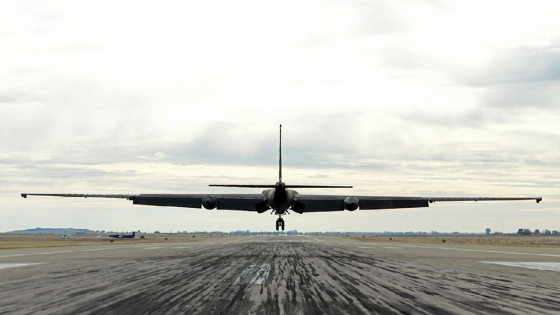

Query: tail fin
left=279, top=124, right=282, bottom=182
left=209, top=124, right=353, bottom=189
left=132, top=232, right=135, bottom=237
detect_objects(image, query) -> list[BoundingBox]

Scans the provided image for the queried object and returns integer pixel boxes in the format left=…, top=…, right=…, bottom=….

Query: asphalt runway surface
left=1, top=235, right=560, bottom=315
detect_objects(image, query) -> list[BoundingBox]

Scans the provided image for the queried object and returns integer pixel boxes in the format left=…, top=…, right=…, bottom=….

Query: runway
left=1, top=235, right=560, bottom=314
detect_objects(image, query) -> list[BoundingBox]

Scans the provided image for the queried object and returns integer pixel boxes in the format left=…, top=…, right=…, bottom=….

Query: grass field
left=0, top=233, right=228, bottom=249
left=2, top=233, right=560, bottom=249
left=340, top=234, right=560, bottom=248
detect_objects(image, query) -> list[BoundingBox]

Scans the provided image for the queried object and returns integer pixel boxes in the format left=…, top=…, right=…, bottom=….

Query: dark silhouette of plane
left=21, top=125, right=542, bottom=231
left=108, top=232, right=135, bottom=239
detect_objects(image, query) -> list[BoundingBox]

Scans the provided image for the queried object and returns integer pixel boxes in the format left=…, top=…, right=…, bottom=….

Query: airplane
left=108, top=231, right=136, bottom=239
left=21, top=125, right=542, bottom=231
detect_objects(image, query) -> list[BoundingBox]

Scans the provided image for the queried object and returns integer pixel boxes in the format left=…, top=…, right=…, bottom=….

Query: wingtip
left=21, top=193, right=27, bottom=198
left=537, top=197, right=542, bottom=203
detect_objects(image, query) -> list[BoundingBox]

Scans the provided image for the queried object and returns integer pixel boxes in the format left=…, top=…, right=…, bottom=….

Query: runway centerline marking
left=479, top=262, right=560, bottom=273
left=144, top=247, right=162, bottom=249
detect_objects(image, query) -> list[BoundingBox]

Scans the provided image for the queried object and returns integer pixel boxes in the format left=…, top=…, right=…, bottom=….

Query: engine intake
left=344, top=197, right=359, bottom=211
left=202, top=195, right=217, bottom=209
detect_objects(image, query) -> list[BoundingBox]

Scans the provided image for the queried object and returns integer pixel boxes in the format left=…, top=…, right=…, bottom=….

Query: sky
left=1, top=0, right=559, bottom=233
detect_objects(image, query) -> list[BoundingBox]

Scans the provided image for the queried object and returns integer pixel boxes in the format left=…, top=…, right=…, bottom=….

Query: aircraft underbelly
left=267, top=189, right=296, bottom=214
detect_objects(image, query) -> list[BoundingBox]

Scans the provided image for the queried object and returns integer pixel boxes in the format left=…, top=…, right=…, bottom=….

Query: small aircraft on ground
left=21, top=125, right=542, bottom=231
left=108, top=232, right=136, bottom=239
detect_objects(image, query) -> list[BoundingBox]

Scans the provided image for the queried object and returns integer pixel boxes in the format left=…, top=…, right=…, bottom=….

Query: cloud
left=460, top=48, right=560, bottom=87
left=481, top=82, right=560, bottom=110
left=518, top=207, right=560, bottom=213
left=1, top=0, right=559, bottom=232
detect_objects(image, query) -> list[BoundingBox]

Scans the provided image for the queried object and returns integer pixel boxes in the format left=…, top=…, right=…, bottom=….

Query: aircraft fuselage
left=262, top=182, right=299, bottom=214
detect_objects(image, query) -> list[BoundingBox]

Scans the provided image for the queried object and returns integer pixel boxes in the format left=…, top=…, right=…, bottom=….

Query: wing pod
left=344, top=197, right=359, bottom=211
left=202, top=195, right=217, bottom=209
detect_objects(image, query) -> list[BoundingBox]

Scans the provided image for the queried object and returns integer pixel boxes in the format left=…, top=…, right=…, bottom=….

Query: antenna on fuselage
left=279, top=124, right=282, bottom=182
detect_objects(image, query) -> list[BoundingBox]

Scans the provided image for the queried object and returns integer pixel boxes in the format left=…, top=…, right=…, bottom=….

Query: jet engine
left=344, top=197, right=359, bottom=211
left=202, top=195, right=217, bottom=209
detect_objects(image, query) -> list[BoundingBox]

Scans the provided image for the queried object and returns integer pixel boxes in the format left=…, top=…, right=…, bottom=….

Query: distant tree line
left=517, top=228, right=559, bottom=236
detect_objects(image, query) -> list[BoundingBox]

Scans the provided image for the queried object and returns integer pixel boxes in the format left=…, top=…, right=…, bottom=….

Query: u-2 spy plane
left=108, top=232, right=136, bottom=239
left=22, top=125, right=542, bottom=231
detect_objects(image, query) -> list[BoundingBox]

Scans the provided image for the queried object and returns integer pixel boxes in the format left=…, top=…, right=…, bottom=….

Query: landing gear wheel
left=276, top=218, right=285, bottom=232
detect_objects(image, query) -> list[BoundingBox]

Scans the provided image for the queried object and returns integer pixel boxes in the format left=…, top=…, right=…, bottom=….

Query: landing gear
left=275, top=218, right=285, bottom=231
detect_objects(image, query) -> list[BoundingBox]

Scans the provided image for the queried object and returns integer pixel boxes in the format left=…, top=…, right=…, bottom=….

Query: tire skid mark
left=255, top=242, right=560, bottom=315
left=1, top=240, right=560, bottom=314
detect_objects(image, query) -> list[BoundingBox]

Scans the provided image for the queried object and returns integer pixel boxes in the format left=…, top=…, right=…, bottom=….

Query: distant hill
left=7, top=228, right=95, bottom=234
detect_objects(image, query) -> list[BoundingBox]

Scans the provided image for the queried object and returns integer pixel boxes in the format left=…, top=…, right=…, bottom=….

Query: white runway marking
left=0, top=250, right=72, bottom=258
left=221, top=243, right=229, bottom=244
left=397, top=245, right=560, bottom=258
left=143, top=247, right=162, bottom=250
left=80, top=247, right=130, bottom=252
left=479, top=262, right=560, bottom=273
left=0, top=263, right=44, bottom=270
left=233, top=263, right=271, bottom=285
left=383, top=247, right=401, bottom=249
left=172, top=247, right=190, bottom=249
left=0, top=245, right=180, bottom=259
left=304, top=236, right=323, bottom=242
left=234, top=244, right=276, bottom=285
left=232, top=236, right=255, bottom=242
left=80, top=248, right=112, bottom=252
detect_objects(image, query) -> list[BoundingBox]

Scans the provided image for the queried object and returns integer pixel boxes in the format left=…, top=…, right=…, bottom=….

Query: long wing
left=21, top=193, right=267, bottom=212
left=294, top=195, right=542, bottom=212
left=21, top=193, right=542, bottom=212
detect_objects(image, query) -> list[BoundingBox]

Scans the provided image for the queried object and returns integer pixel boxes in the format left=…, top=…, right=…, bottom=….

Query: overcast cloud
left=0, top=0, right=559, bottom=233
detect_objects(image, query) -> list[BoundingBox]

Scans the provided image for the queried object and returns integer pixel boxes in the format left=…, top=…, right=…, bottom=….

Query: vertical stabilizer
left=279, top=124, right=282, bottom=182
